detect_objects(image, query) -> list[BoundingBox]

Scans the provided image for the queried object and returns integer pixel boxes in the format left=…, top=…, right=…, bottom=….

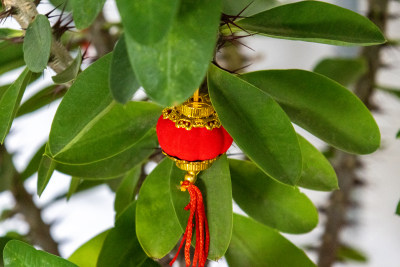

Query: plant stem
left=317, top=0, right=388, bottom=266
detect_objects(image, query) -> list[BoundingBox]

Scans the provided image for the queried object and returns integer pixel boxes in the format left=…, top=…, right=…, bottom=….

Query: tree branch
left=317, top=1, right=389, bottom=266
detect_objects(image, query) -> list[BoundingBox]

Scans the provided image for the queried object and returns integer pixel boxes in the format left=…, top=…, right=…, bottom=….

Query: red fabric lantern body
left=155, top=91, right=232, bottom=267
left=156, top=115, right=232, bottom=162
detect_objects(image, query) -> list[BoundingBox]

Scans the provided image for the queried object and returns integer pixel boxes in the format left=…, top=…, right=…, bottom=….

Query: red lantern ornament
left=156, top=90, right=233, bottom=267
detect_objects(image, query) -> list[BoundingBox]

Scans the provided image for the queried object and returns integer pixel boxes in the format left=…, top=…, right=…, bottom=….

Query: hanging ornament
left=156, top=90, right=233, bottom=267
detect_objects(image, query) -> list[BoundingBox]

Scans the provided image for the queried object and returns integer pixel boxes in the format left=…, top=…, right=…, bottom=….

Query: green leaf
left=225, top=214, right=316, bottom=267
left=208, top=64, right=302, bottom=185
left=0, top=146, right=15, bottom=193
left=52, top=50, right=82, bottom=84
left=313, top=58, right=367, bottom=86
left=114, top=166, right=141, bottom=217
left=3, top=240, right=77, bottom=267
left=236, top=1, right=386, bottom=46
left=222, top=0, right=278, bottom=16
left=397, top=130, right=400, bottom=139
left=125, top=0, right=221, bottom=106
left=240, top=69, right=380, bottom=154
left=98, top=202, right=159, bottom=267
left=47, top=53, right=162, bottom=164
left=20, top=143, right=46, bottom=181
left=171, top=155, right=233, bottom=260
left=136, top=159, right=185, bottom=259
left=109, top=35, right=140, bottom=104
left=37, top=154, right=56, bottom=196
left=68, top=230, right=109, bottom=267
left=297, top=135, right=338, bottom=191
left=0, top=28, right=23, bottom=39
left=229, top=159, right=318, bottom=234
left=54, top=129, right=157, bottom=179
left=23, top=15, right=52, bottom=72
left=117, top=0, right=179, bottom=45
left=49, top=101, right=160, bottom=164
left=67, top=177, right=82, bottom=200
left=17, top=85, right=67, bottom=117
left=49, top=0, right=72, bottom=10
left=71, top=0, right=106, bottom=29
left=0, top=68, right=31, bottom=144
left=337, top=244, right=367, bottom=263
left=396, top=200, right=400, bottom=216
left=0, top=42, right=24, bottom=75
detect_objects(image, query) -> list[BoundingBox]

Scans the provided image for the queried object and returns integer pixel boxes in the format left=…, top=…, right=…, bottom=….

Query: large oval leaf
left=54, top=129, right=157, bottom=179
left=23, top=15, right=52, bottom=72
left=71, top=0, right=106, bottom=29
left=68, top=230, right=109, bottom=267
left=47, top=53, right=162, bottom=164
left=0, top=68, right=31, bottom=144
left=208, top=64, right=302, bottom=185
left=0, top=42, right=24, bottom=75
left=109, top=35, right=140, bottom=104
left=297, top=135, right=338, bottom=191
left=222, top=0, right=278, bottom=16
left=225, top=214, right=316, bottom=267
left=136, top=159, right=185, bottom=259
left=114, top=166, right=141, bottom=217
left=117, top=0, right=179, bottom=45
left=240, top=69, right=380, bottom=154
left=98, top=202, right=159, bottom=267
left=171, top=155, right=232, bottom=260
left=229, top=159, right=318, bottom=234
left=236, top=1, right=386, bottom=46
left=126, top=0, right=221, bottom=106
left=3, top=240, right=77, bottom=267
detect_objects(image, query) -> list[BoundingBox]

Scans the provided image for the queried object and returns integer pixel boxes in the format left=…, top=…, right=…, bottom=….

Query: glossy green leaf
left=126, top=0, right=221, bottom=106
left=222, top=0, right=278, bottom=16
left=71, top=0, right=106, bottom=29
left=117, top=0, right=179, bottom=45
left=37, top=154, right=56, bottom=196
left=136, top=159, right=185, bottom=259
left=0, top=28, right=22, bottom=39
left=297, top=135, right=338, bottom=191
left=23, top=15, right=52, bottom=72
left=17, top=85, right=67, bottom=117
left=98, top=202, right=159, bottom=267
left=52, top=50, right=82, bottom=84
left=0, top=68, right=31, bottom=144
left=20, top=143, right=46, bottom=181
left=47, top=53, right=162, bottom=164
left=49, top=0, right=72, bottom=10
left=225, top=214, right=316, bottom=267
left=236, top=1, right=386, bottom=46
left=240, top=69, right=380, bottom=154
left=54, top=129, right=157, bottom=179
left=229, top=159, right=318, bottom=233
left=68, top=230, right=109, bottom=267
left=337, top=244, right=367, bottom=263
left=109, top=35, right=140, bottom=104
left=67, top=177, right=82, bottom=200
left=313, top=58, right=367, bottom=86
left=0, top=146, right=15, bottom=193
left=171, top=155, right=232, bottom=260
left=3, top=240, right=77, bottom=267
left=208, top=64, right=302, bottom=185
left=0, top=42, right=24, bottom=75
left=114, top=166, right=141, bottom=217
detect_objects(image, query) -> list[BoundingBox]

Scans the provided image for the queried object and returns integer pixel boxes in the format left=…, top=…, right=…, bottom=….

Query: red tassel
left=169, top=181, right=210, bottom=267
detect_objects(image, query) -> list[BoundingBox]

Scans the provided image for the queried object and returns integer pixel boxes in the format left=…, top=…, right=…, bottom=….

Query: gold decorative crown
left=162, top=90, right=221, bottom=130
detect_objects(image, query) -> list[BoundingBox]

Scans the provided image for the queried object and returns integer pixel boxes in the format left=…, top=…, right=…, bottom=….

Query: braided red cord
left=169, top=181, right=210, bottom=267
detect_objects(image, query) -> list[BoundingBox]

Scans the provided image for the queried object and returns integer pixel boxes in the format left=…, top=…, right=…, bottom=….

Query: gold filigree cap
left=162, top=91, right=221, bottom=130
